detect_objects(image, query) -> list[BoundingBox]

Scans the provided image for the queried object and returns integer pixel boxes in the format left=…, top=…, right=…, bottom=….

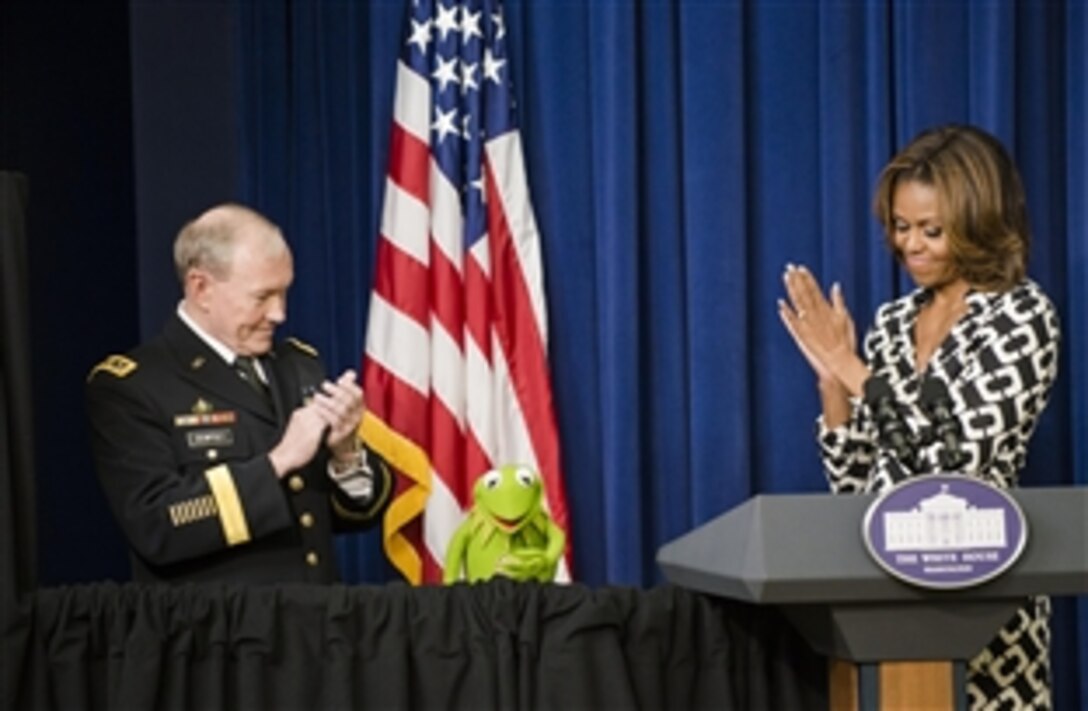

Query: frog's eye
left=515, top=467, right=535, bottom=488
left=482, top=471, right=502, bottom=489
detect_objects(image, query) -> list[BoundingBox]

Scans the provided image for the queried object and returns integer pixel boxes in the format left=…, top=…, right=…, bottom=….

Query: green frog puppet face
left=443, top=463, right=565, bottom=583
left=473, top=465, right=542, bottom=534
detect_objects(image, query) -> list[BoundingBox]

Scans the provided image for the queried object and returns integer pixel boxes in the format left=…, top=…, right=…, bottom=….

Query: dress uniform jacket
left=85, top=314, right=391, bottom=584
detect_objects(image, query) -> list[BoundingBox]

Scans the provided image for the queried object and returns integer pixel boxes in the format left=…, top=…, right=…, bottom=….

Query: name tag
left=186, top=428, right=234, bottom=449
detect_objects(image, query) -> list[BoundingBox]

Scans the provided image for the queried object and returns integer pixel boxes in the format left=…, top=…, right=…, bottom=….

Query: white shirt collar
left=177, top=302, right=240, bottom=365
left=176, top=302, right=271, bottom=384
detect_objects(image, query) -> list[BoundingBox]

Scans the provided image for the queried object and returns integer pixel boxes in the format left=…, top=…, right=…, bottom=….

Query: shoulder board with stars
left=285, top=337, right=319, bottom=358
left=87, top=354, right=138, bottom=381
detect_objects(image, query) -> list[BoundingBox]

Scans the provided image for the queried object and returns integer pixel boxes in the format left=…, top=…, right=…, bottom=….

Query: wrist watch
left=330, top=443, right=371, bottom=477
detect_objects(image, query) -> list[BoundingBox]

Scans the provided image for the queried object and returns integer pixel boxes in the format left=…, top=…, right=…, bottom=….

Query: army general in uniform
left=86, top=204, right=391, bottom=584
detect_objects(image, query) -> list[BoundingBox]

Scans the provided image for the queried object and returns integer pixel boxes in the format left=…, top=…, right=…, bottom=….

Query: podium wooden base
left=829, top=659, right=964, bottom=711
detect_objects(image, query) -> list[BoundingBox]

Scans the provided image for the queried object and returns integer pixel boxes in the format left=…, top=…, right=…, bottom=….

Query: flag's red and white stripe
left=362, top=53, right=571, bottom=584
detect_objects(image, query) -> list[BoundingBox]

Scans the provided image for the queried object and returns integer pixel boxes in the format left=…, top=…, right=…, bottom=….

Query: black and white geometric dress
left=816, top=278, right=1061, bottom=710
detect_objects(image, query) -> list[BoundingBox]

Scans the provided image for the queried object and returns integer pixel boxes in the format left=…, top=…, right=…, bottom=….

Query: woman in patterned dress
left=778, top=124, right=1060, bottom=710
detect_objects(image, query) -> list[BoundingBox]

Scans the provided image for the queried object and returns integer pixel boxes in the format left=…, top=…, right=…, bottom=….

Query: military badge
left=174, top=409, right=237, bottom=427
left=87, top=354, right=137, bottom=381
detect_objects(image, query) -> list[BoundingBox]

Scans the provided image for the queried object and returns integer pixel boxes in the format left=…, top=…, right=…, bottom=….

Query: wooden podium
left=657, top=487, right=1088, bottom=711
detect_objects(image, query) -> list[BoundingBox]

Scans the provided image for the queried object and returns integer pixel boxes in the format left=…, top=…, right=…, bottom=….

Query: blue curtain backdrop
left=235, top=0, right=1086, bottom=704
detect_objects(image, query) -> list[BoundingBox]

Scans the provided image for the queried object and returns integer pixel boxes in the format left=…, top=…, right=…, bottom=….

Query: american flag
left=360, top=0, right=572, bottom=584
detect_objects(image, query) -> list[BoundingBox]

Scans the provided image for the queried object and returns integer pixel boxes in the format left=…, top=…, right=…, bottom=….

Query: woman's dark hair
left=873, top=125, right=1030, bottom=291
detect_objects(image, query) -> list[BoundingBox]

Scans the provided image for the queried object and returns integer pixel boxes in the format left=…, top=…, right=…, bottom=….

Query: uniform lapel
left=262, top=350, right=295, bottom=425
left=162, top=315, right=277, bottom=423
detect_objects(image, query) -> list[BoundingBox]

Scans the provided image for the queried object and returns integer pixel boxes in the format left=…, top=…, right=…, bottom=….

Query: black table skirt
left=5, top=579, right=827, bottom=710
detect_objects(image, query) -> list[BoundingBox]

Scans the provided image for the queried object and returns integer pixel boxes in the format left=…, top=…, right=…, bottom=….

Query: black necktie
left=234, top=356, right=270, bottom=401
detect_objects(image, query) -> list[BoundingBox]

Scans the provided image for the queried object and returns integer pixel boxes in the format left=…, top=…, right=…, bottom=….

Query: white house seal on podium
left=862, top=474, right=1028, bottom=590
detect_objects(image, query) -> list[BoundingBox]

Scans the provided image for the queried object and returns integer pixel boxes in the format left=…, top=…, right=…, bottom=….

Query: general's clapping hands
left=310, top=370, right=365, bottom=456
left=269, top=369, right=366, bottom=477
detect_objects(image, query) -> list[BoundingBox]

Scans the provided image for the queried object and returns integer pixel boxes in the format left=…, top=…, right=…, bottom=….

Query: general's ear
left=184, top=268, right=215, bottom=306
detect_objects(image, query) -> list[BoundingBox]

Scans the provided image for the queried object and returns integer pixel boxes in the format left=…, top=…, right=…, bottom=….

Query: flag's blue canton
left=402, top=0, right=517, bottom=247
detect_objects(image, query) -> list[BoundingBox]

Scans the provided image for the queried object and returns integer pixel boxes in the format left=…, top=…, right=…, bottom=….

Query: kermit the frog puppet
left=443, top=465, right=566, bottom=583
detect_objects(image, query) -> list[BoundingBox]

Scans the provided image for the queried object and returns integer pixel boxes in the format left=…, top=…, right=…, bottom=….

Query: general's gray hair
left=173, top=203, right=286, bottom=283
